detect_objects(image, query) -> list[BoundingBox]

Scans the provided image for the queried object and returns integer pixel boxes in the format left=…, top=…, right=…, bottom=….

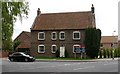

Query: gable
left=14, top=31, right=31, bottom=43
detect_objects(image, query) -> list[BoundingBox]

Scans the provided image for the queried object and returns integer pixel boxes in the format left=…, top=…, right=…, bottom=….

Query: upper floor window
left=59, top=31, right=65, bottom=40
left=38, top=44, right=45, bottom=53
left=51, top=44, right=57, bottom=53
left=38, top=32, right=45, bottom=40
left=51, top=32, right=57, bottom=40
left=73, top=31, right=80, bottom=40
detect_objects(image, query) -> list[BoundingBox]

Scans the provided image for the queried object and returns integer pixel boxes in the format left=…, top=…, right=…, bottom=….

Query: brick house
left=101, top=36, right=118, bottom=49
left=30, top=5, right=96, bottom=58
left=14, top=31, right=31, bottom=54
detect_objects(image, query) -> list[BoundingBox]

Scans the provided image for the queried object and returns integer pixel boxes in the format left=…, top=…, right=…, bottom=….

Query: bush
left=103, top=49, right=107, bottom=58
left=118, top=48, right=120, bottom=57
left=85, top=28, right=101, bottom=58
left=107, top=49, right=110, bottom=58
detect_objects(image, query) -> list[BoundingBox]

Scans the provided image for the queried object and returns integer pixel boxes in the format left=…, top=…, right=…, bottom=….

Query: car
left=8, top=52, right=35, bottom=62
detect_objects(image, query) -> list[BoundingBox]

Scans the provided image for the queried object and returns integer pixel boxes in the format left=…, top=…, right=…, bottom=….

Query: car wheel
left=10, top=58, right=14, bottom=62
left=25, top=58, right=28, bottom=62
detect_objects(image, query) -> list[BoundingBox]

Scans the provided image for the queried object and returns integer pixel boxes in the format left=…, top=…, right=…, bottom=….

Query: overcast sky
left=12, top=0, right=119, bottom=40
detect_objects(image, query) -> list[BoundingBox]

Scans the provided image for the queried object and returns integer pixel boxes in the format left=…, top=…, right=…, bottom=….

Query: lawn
left=35, top=56, right=94, bottom=60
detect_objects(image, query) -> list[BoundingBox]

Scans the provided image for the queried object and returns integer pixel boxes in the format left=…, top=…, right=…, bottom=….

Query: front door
left=60, top=46, right=65, bottom=57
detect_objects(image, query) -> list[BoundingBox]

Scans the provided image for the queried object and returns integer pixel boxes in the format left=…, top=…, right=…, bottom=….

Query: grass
left=35, top=56, right=94, bottom=60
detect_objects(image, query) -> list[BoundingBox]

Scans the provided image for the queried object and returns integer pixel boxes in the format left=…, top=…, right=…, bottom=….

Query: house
left=30, top=4, right=96, bottom=58
left=101, top=36, right=118, bottom=49
left=14, top=31, right=31, bottom=54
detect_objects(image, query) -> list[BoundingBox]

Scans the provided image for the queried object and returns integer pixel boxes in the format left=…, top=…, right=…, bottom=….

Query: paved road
left=1, top=58, right=118, bottom=72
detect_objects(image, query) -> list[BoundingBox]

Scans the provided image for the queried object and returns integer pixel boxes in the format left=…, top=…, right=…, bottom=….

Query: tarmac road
left=1, top=58, right=118, bottom=72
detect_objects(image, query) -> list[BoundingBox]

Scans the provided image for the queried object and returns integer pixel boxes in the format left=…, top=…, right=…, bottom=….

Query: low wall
left=0, top=51, right=9, bottom=58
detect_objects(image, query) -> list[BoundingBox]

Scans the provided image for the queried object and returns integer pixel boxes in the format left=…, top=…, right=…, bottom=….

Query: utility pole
left=112, top=30, right=116, bottom=60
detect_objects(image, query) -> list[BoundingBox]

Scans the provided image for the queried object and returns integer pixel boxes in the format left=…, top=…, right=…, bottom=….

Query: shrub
left=85, top=28, right=101, bottom=58
left=103, top=49, right=106, bottom=58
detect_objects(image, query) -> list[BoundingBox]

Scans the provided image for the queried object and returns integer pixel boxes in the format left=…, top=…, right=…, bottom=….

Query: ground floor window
left=38, top=45, right=45, bottom=53
left=51, top=44, right=57, bottom=53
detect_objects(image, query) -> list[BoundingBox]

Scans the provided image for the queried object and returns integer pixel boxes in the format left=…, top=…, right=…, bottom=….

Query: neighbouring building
left=14, top=31, right=31, bottom=54
left=101, top=36, right=118, bottom=49
left=118, top=40, right=120, bottom=48
left=30, top=4, right=96, bottom=58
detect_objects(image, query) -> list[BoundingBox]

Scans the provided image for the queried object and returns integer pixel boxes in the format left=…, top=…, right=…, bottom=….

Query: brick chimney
left=37, top=8, right=41, bottom=16
left=91, top=4, right=94, bottom=14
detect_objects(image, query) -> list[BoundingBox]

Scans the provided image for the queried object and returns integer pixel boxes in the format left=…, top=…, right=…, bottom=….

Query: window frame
left=38, top=44, right=45, bottom=53
left=59, top=31, right=65, bottom=40
left=73, top=31, right=81, bottom=40
left=51, top=32, right=57, bottom=40
left=38, top=32, right=45, bottom=40
left=51, top=44, right=57, bottom=53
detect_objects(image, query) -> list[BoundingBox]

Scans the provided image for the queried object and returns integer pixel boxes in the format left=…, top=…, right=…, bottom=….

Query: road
left=1, top=58, right=118, bottom=72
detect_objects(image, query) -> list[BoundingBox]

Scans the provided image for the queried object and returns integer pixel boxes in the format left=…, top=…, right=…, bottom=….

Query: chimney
left=91, top=4, right=94, bottom=13
left=37, top=8, right=41, bottom=16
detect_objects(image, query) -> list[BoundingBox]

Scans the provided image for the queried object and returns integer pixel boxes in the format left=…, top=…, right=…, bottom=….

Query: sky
left=12, top=0, right=120, bottom=40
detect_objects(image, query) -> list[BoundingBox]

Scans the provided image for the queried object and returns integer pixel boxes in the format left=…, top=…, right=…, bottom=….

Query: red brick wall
left=0, top=51, right=9, bottom=58
left=30, top=30, right=85, bottom=58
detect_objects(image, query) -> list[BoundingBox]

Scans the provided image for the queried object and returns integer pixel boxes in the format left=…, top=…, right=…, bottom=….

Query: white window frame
left=38, top=45, right=45, bottom=53
left=73, top=31, right=80, bottom=40
left=59, top=31, right=65, bottom=40
left=51, top=32, right=57, bottom=40
left=73, top=44, right=81, bottom=53
left=51, top=44, right=57, bottom=53
left=38, top=32, right=45, bottom=40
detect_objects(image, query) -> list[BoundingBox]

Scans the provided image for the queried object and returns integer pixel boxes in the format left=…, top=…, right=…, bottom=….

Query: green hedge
left=100, top=48, right=120, bottom=58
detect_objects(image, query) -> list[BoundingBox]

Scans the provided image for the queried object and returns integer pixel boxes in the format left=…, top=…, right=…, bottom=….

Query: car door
left=12, top=53, right=19, bottom=61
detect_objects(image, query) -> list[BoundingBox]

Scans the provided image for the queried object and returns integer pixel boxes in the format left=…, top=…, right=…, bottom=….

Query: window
left=73, top=31, right=80, bottom=40
left=38, top=45, right=45, bottom=53
left=73, top=44, right=81, bottom=53
left=38, top=32, right=45, bottom=40
left=51, top=44, right=57, bottom=53
left=51, top=32, right=57, bottom=40
left=59, top=31, right=65, bottom=40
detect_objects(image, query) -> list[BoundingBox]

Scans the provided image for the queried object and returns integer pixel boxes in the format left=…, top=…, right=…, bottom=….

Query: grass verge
left=35, top=56, right=94, bottom=60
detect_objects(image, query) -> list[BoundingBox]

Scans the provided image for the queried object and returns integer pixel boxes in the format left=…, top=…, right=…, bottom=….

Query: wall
left=30, top=29, right=85, bottom=58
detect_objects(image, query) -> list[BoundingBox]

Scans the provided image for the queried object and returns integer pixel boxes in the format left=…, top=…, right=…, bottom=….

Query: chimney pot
left=37, top=8, right=41, bottom=16
left=91, top=4, right=95, bottom=13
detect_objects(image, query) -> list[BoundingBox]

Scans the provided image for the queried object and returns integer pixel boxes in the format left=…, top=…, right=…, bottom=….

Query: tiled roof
left=14, top=31, right=31, bottom=42
left=101, top=36, right=118, bottom=43
left=24, top=31, right=31, bottom=38
left=31, top=11, right=95, bottom=30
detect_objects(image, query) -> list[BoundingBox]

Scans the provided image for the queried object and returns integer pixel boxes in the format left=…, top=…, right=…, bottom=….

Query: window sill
left=38, top=52, right=45, bottom=54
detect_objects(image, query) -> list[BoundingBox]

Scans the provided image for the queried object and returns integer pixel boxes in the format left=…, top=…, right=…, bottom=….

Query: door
left=60, top=46, right=65, bottom=57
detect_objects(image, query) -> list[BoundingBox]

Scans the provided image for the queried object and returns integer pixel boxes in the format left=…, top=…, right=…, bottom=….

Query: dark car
left=8, top=52, right=35, bottom=62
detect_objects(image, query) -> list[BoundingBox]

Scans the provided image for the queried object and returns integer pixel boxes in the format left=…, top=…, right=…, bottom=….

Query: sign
left=81, top=48, right=85, bottom=53
left=74, top=45, right=86, bottom=53
left=75, top=48, right=81, bottom=53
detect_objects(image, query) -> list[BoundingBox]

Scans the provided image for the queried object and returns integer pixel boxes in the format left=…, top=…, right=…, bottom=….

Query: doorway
left=60, top=46, right=65, bottom=57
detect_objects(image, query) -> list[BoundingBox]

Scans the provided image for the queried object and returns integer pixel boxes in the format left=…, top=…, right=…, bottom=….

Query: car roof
left=12, top=52, right=25, bottom=54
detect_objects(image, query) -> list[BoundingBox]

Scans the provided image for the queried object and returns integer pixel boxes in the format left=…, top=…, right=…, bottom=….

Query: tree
left=85, top=28, right=101, bottom=58
left=13, top=39, right=21, bottom=51
left=2, top=1, right=29, bottom=51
